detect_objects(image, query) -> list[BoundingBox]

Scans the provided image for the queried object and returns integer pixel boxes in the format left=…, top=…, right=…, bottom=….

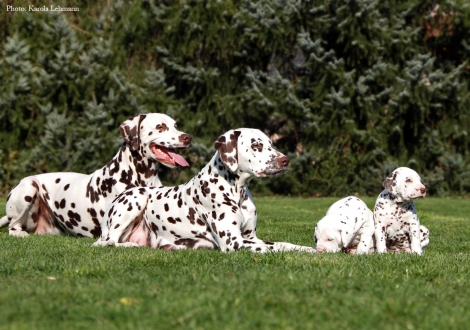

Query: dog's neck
left=383, top=190, right=412, bottom=206
left=189, top=153, right=251, bottom=200
left=98, top=144, right=161, bottom=189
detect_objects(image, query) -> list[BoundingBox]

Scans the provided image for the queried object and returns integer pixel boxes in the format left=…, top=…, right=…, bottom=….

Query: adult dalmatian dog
left=314, top=196, right=375, bottom=254
left=373, top=167, right=429, bottom=255
left=0, top=113, right=192, bottom=238
left=94, top=128, right=315, bottom=253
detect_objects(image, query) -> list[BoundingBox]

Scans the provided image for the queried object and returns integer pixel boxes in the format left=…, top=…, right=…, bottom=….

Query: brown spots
left=197, top=219, right=205, bottom=226
left=164, top=204, right=169, bottom=212
left=156, top=123, right=169, bottom=132
left=64, top=184, right=70, bottom=191
left=55, top=178, right=61, bottom=184
left=100, top=178, right=117, bottom=194
left=86, top=178, right=100, bottom=204
left=174, top=238, right=199, bottom=248
left=67, top=210, right=82, bottom=223
left=383, top=171, right=398, bottom=192
left=119, top=114, right=146, bottom=151
left=211, top=222, right=218, bottom=234
left=90, top=227, right=101, bottom=237
left=214, top=130, right=241, bottom=170
left=187, top=208, right=196, bottom=224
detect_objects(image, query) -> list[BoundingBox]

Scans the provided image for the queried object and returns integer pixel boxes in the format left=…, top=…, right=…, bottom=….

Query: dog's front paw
left=93, top=240, right=115, bottom=247
left=115, top=242, right=140, bottom=248
left=9, top=230, right=29, bottom=237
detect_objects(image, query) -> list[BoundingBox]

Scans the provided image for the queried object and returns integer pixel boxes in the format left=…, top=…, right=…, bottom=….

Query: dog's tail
left=0, top=215, right=9, bottom=229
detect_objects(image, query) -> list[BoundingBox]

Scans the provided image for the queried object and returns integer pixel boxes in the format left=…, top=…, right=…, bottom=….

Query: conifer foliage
left=1, top=0, right=469, bottom=196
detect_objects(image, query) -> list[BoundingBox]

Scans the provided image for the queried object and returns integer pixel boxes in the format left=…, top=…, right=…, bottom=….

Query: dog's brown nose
left=179, top=134, right=192, bottom=145
left=278, top=156, right=290, bottom=167
left=420, top=187, right=426, bottom=194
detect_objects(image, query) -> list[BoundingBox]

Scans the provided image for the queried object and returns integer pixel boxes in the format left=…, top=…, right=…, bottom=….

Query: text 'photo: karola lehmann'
left=6, top=4, right=79, bottom=12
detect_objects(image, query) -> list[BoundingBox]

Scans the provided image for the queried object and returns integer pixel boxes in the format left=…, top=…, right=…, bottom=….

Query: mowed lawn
left=1, top=197, right=470, bottom=330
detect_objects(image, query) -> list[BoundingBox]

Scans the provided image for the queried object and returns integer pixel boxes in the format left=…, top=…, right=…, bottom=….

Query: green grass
left=1, top=197, right=470, bottom=330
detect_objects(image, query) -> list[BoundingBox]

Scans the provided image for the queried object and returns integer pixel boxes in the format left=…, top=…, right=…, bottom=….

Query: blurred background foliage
left=1, top=0, right=470, bottom=197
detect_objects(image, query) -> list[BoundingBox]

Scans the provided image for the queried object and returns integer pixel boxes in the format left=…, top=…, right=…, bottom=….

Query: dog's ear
left=214, top=130, right=241, bottom=172
left=119, top=114, right=147, bottom=151
left=383, top=168, right=406, bottom=202
left=383, top=170, right=399, bottom=195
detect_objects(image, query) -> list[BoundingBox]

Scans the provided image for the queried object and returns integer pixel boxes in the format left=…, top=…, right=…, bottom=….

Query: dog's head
left=383, top=167, right=426, bottom=203
left=314, top=215, right=354, bottom=253
left=119, top=113, right=192, bottom=168
left=214, top=128, right=289, bottom=177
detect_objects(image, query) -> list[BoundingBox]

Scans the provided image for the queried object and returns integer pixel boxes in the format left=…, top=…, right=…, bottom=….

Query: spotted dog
left=0, top=113, right=192, bottom=238
left=373, top=167, right=428, bottom=255
left=314, top=196, right=375, bottom=254
left=94, top=128, right=315, bottom=253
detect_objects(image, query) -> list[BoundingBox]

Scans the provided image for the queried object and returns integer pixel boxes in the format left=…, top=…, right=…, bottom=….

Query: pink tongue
left=167, top=150, right=189, bottom=167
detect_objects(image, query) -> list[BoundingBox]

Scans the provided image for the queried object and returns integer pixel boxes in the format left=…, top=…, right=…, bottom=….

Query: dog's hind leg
left=6, top=178, right=40, bottom=237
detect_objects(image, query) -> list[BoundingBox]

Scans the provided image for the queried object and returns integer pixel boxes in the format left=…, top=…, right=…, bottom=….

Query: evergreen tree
left=1, top=0, right=469, bottom=196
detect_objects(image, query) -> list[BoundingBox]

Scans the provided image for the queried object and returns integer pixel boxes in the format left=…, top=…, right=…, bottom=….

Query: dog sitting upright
left=1, top=113, right=191, bottom=238
left=94, top=128, right=315, bottom=253
left=373, top=167, right=429, bottom=255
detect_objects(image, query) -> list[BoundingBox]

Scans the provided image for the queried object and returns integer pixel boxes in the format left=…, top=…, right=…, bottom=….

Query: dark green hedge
left=1, top=0, right=470, bottom=196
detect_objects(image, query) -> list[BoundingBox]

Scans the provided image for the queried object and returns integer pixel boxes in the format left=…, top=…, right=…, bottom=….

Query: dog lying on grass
left=314, top=196, right=375, bottom=254
left=1, top=113, right=191, bottom=238
left=94, top=128, right=316, bottom=253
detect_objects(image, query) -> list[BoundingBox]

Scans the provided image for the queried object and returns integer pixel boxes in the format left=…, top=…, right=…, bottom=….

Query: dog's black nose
left=278, top=156, right=290, bottom=167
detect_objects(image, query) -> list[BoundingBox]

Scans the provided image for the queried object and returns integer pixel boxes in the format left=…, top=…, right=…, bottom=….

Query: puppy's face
left=214, top=128, right=289, bottom=177
left=314, top=215, right=352, bottom=253
left=383, top=167, right=426, bottom=202
left=119, top=113, right=192, bottom=168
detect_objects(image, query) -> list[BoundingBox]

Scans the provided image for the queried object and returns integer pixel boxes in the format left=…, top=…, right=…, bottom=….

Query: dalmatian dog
left=373, top=167, right=428, bottom=255
left=0, top=113, right=192, bottom=238
left=314, top=196, right=375, bottom=254
left=94, top=128, right=315, bottom=253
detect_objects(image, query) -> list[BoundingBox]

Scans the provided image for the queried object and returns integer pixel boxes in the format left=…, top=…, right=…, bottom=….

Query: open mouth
left=150, top=144, right=189, bottom=167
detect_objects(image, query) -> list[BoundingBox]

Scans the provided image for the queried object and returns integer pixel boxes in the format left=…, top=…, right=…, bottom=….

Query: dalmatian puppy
left=373, top=167, right=428, bottom=255
left=94, top=128, right=315, bottom=253
left=0, top=113, right=192, bottom=238
left=314, top=196, right=375, bottom=254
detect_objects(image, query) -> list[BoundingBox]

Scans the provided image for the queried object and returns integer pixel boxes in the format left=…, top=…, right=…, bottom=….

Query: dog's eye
left=156, top=125, right=162, bottom=130
left=405, top=178, right=412, bottom=183
left=251, top=143, right=263, bottom=151
left=314, top=236, right=318, bottom=243
left=174, top=124, right=178, bottom=129
left=327, top=238, right=334, bottom=241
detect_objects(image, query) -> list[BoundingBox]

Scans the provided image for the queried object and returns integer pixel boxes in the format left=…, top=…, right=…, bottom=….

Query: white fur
left=314, top=196, right=375, bottom=254
left=94, top=128, right=315, bottom=253
left=373, top=167, right=428, bottom=255
left=1, top=113, right=191, bottom=238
